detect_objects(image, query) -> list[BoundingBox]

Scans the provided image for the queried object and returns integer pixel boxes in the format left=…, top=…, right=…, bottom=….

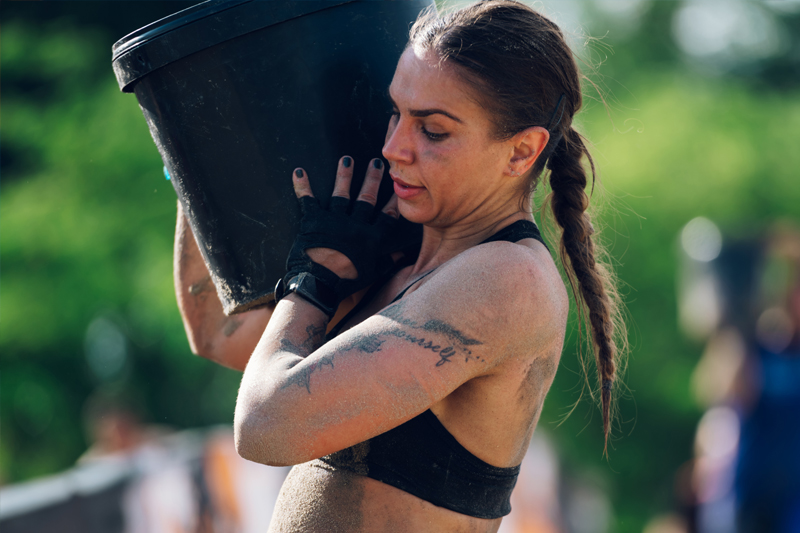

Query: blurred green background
left=2, top=1, right=799, bottom=531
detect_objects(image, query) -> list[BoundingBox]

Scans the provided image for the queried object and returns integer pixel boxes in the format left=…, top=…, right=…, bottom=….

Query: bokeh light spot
left=84, top=317, right=128, bottom=381
left=681, top=217, right=723, bottom=262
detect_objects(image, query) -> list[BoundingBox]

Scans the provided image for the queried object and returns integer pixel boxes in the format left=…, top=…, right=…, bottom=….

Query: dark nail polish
left=343, top=156, right=352, bottom=168
left=295, top=169, right=303, bottom=178
left=373, top=159, right=383, bottom=169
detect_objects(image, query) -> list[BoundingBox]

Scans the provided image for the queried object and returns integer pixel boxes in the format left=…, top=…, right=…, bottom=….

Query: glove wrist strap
left=274, top=272, right=337, bottom=319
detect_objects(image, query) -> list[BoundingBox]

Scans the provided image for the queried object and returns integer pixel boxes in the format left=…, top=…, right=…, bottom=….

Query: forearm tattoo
left=279, top=324, right=330, bottom=393
left=279, top=324, right=326, bottom=357
left=281, top=352, right=335, bottom=393
left=281, top=301, right=483, bottom=394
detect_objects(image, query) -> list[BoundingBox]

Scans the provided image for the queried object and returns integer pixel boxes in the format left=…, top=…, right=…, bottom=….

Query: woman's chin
left=398, top=203, right=431, bottom=226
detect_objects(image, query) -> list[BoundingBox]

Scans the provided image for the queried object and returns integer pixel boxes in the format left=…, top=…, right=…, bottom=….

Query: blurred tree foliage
left=2, top=2, right=799, bottom=532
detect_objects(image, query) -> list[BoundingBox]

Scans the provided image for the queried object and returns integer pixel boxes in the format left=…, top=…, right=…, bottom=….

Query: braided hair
left=410, top=0, right=626, bottom=449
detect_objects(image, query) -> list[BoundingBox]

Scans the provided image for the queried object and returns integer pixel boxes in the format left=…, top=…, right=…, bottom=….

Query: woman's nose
left=382, top=117, right=413, bottom=165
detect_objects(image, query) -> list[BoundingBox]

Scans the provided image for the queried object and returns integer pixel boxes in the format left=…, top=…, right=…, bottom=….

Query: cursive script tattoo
left=383, top=329, right=456, bottom=366
left=378, top=301, right=483, bottom=365
left=281, top=303, right=484, bottom=394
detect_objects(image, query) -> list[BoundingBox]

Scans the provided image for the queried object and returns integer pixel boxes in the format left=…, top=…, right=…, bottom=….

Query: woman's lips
left=391, top=174, right=425, bottom=200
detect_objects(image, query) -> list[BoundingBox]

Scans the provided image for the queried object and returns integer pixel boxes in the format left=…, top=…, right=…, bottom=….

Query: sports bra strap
left=480, top=219, right=547, bottom=249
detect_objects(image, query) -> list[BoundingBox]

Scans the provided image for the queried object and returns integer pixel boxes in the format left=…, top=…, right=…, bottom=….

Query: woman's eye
left=422, top=126, right=448, bottom=142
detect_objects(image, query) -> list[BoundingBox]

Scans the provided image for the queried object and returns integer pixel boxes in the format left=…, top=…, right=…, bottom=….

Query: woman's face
left=382, top=49, right=516, bottom=228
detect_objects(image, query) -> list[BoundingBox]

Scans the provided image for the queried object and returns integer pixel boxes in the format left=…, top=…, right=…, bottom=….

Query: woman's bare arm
left=174, top=202, right=272, bottom=371
left=234, top=241, right=559, bottom=466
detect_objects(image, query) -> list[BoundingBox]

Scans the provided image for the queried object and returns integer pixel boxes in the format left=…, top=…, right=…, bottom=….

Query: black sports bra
left=319, top=220, right=547, bottom=519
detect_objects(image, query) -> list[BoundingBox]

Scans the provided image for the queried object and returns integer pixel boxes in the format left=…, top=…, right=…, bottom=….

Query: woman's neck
left=410, top=208, right=534, bottom=275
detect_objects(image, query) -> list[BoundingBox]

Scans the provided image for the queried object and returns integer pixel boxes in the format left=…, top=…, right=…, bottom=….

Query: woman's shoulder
left=409, top=239, right=568, bottom=346
left=451, top=238, right=565, bottom=302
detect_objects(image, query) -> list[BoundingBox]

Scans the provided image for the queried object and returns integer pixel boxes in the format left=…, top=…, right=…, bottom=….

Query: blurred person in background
left=77, top=389, right=288, bottom=533
left=733, top=226, right=800, bottom=533
left=80, top=390, right=151, bottom=461
left=686, top=223, right=800, bottom=533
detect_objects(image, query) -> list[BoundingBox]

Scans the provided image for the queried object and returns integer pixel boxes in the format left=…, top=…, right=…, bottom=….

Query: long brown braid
left=410, top=0, right=626, bottom=449
left=547, top=127, right=624, bottom=450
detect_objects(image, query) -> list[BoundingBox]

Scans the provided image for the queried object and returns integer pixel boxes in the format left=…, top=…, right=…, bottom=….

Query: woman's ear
left=505, top=126, right=550, bottom=177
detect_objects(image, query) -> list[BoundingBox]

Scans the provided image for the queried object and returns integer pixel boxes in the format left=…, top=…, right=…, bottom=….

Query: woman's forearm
left=234, top=295, right=331, bottom=465
left=173, top=202, right=271, bottom=371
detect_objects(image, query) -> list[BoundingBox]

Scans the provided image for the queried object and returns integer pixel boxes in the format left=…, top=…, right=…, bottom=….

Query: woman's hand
left=278, top=156, right=400, bottom=317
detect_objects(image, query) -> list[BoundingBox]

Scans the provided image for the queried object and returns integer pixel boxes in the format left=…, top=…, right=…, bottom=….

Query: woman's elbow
left=179, top=314, right=222, bottom=361
left=183, top=326, right=251, bottom=371
left=195, top=342, right=248, bottom=372
left=234, top=409, right=302, bottom=466
left=235, top=411, right=278, bottom=465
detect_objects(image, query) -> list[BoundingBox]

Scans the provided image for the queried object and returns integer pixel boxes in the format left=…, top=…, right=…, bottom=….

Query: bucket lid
left=112, top=0, right=355, bottom=92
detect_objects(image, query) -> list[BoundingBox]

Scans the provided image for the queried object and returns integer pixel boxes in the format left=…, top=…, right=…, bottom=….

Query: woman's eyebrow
left=409, top=108, right=463, bottom=123
left=388, top=94, right=463, bottom=124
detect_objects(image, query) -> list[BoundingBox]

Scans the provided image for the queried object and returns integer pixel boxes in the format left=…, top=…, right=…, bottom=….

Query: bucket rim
left=112, top=0, right=358, bottom=92
left=112, top=0, right=252, bottom=62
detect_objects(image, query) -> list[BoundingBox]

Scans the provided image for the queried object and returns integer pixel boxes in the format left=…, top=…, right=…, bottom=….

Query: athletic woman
left=175, top=2, right=624, bottom=531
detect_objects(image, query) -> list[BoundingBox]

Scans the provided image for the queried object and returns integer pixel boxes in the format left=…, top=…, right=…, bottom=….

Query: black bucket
left=113, top=0, right=430, bottom=314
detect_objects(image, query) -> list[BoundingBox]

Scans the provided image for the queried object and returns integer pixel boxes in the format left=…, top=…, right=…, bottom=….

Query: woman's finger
left=331, top=156, right=354, bottom=199
left=381, top=194, right=400, bottom=219
left=356, top=158, right=384, bottom=206
left=292, top=168, right=314, bottom=198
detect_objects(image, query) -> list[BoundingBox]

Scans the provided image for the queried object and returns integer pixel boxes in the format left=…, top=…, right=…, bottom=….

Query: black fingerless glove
left=274, top=195, right=400, bottom=318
